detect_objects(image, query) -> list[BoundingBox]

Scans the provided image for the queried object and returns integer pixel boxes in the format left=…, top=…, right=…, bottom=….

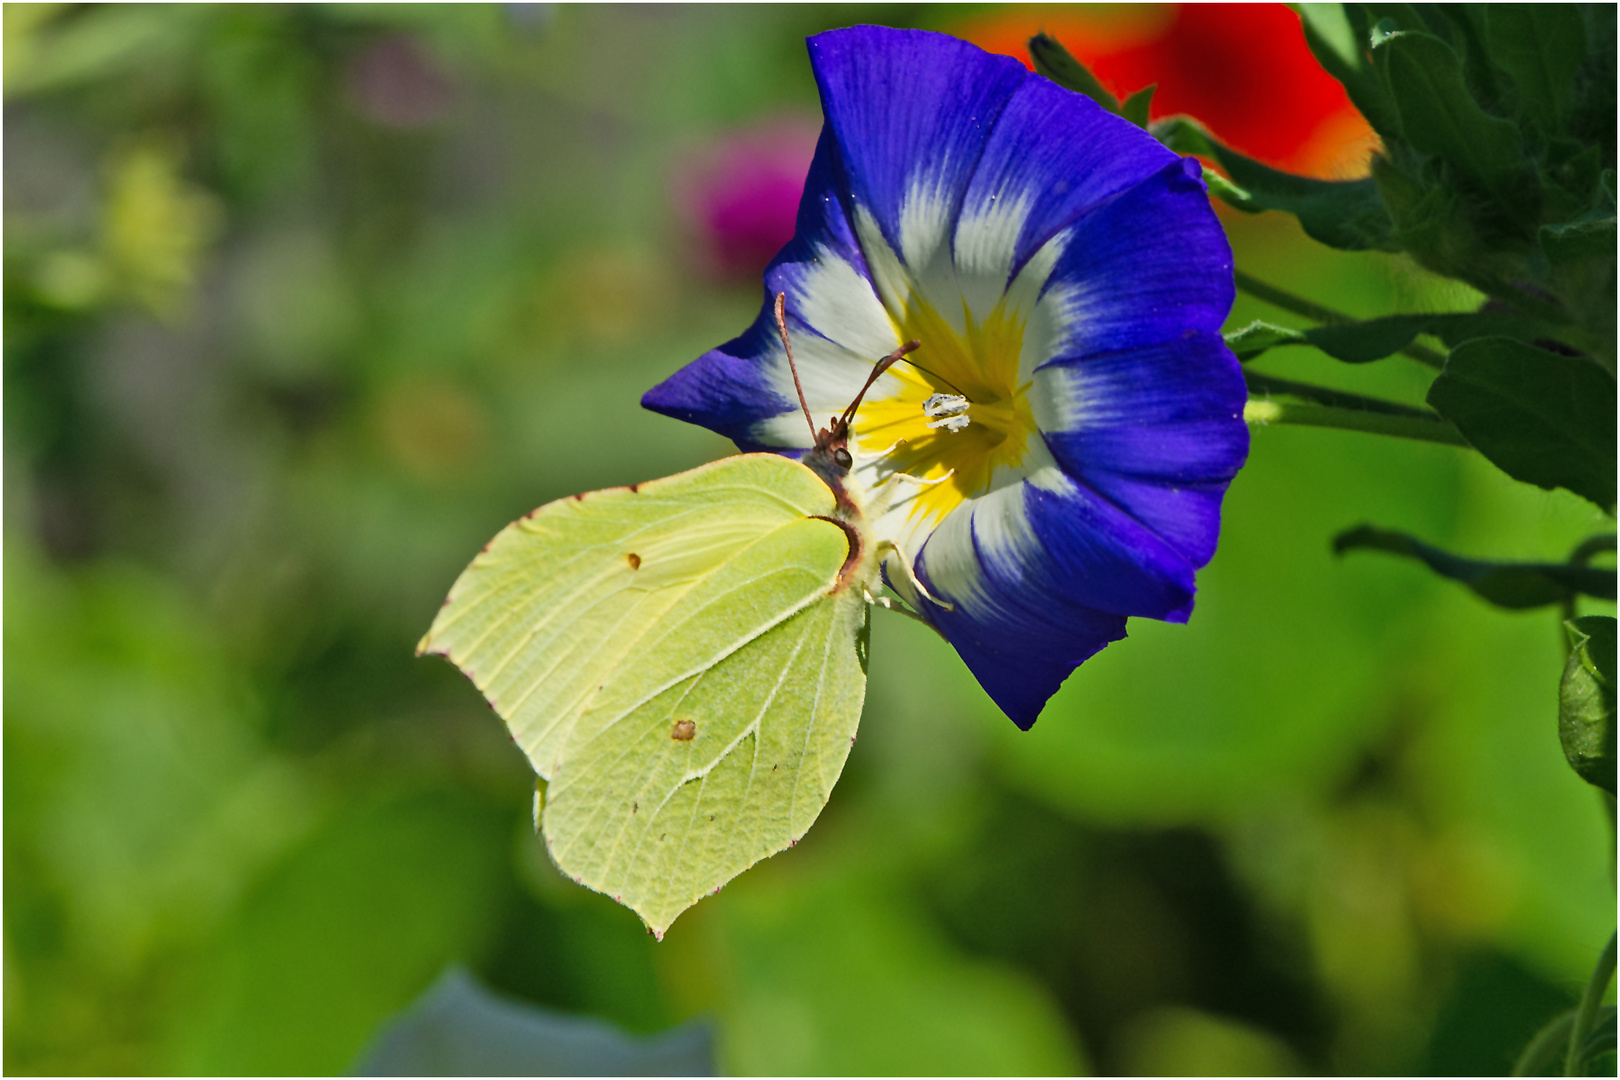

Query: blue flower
left=644, top=25, right=1248, bottom=729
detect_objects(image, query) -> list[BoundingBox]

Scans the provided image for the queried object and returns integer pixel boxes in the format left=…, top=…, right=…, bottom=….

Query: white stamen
left=922, top=393, right=971, bottom=432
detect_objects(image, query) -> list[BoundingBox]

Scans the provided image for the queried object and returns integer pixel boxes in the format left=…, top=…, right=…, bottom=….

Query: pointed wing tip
left=415, top=631, right=452, bottom=659
left=637, top=904, right=682, bottom=941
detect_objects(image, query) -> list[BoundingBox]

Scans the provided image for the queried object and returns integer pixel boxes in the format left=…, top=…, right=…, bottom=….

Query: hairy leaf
left=1155, top=116, right=1395, bottom=250
left=1561, top=616, right=1616, bottom=795
left=1299, top=2, right=1402, bottom=137
left=1028, top=33, right=1119, bottom=113
left=1485, top=5, right=1587, bottom=133
left=1427, top=337, right=1617, bottom=510
left=1120, top=84, right=1156, bottom=129
left=1226, top=312, right=1561, bottom=364
left=1376, top=30, right=1526, bottom=200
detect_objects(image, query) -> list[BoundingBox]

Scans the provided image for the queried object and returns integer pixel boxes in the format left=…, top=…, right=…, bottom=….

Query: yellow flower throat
left=853, top=293, right=1038, bottom=525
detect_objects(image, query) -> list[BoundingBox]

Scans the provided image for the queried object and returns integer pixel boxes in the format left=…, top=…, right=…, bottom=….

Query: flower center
left=852, top=292, right=1038, bottom=527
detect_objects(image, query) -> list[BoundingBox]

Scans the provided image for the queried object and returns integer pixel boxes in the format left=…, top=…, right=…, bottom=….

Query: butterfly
left=419, top=295, right=923, bottom=937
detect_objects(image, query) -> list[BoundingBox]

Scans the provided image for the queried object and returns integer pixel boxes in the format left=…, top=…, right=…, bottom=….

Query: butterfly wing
left=543, top=533, right=868, bottom=936
left=419, top=453, right=870, bottom=935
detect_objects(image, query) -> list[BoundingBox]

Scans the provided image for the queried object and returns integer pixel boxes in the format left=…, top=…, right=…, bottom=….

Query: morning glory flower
left=643, top=25, right=1248, bottom=728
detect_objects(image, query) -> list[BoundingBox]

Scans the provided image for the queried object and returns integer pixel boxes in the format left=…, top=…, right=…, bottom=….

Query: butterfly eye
left=833, top=447, right=853, bottom=470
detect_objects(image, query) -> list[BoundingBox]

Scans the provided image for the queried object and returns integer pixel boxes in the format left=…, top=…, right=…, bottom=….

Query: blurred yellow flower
left=101, top=139, right=221, bottom=320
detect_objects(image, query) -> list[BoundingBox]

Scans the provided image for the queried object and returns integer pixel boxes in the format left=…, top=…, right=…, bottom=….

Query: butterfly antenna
left=840, top=339, right=921, bottom=428
left=896, top=356, right=967, bottom=397
left=773, top=293, right=818, bottom=442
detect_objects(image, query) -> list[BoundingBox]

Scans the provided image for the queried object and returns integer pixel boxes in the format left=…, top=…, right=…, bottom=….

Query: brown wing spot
left=632, top=801, right=639, bottom=814
left=629, top=483, right=640, bottom=493
left=671, top=719, right=696, bottom=741
left=626, top=552, right=642, bottom=570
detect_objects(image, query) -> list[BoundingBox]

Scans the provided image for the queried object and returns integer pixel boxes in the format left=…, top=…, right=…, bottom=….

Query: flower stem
left=1565, top=932, right=1617, bottom=1076
left=1234, top=269, right=1448, bottom=369
left=1234, top=269, right=1351, bottom=326
left=1244, top=372, right=1440, bottom=420
left=1244, top=398, right=1471, bottom=446
left=1514, top=1012, right=1577, bottom=1076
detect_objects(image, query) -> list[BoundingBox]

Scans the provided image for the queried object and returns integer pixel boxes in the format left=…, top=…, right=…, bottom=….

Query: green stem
left=1234, top=269, right=1449, bottom=369
left=1563, top=535, right=1618, bottom=622
left=1244, top=373, right=1441, bottom=420
left=1235, top=269, right=1353, bottom=325
left=1244, top=398, right=1472, bottom=447
left=1516, top=1011, right=1577, bottom=1076
left=1566, top=932, right=1617, bottom=1076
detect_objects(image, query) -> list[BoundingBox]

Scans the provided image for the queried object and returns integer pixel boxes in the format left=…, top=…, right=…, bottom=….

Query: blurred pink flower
left=673, top=118, right=819, bottom=280
left=344, top=34, right=454, bottom=131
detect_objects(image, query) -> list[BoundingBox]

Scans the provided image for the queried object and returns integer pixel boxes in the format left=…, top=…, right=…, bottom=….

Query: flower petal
left=639, top=313, right=798, bottom=451
left=1035, top=330, right=1249, bottom=567
left=806, top=27, right=1028, bottom=273
left=647, top=26, right=1250, bottom=731
left=911, top=484, right=1127, bottom=729
left=1038, top=157, right=1235, bottom=359
left=954, top=74, right=1179, bottom=293
left=643, top=129, right=898, bottom=449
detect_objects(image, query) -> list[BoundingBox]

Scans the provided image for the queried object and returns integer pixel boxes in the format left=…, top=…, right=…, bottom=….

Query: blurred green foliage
left=4, top=4, right=1614, bottom=1075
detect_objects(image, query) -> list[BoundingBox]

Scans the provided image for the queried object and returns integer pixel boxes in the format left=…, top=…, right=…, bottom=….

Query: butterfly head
left=773, top=292, right=918, bottom=479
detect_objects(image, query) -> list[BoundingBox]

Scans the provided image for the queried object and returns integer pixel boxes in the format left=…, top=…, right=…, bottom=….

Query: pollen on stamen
left=922, top=392, right=971, bottom=432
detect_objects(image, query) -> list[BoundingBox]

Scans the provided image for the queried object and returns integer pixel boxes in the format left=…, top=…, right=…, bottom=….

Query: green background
left=5, top=5, right=1613, bottom=1075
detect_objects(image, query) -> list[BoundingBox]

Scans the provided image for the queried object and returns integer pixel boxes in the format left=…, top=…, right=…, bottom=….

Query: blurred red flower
left=951, top=4, right=1379, bottom=179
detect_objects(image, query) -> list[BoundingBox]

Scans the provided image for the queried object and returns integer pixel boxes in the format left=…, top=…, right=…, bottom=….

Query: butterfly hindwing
left=545, top=530, right=869, bottom=935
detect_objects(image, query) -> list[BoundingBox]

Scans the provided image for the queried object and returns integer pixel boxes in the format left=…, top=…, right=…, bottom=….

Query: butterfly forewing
left=418, top=454, right=842, bottom=778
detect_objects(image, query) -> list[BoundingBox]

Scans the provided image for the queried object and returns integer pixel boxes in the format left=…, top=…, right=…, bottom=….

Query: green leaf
left=1376, top=30, right=1527, bottom=200
left=1198, top=164, right=1253, bottom=208
left=1541, top=214, right=1618, bottom=267
left=1120, top=84, right=1156, bottom=128
left=1333, top=525, right=1617, bottom=610
left=1226, top=321, right=1308, bottom=360
left=1485, top=4, right=1587, bottom=133
left=1307, top=316, right=1454, bottom=364
left=1427, top=337, right=1617, bottom=510
left=1154, top=116, right=1396, bottom=250
left=1539, top=138, right=1606, bottom=221
left=1028, top=33, right=1119, bottom=113
left=1560, top=616, right=1616, bottom=795
left=1579, top=1009, right=1618, bottom=1064
left=1299, top=3, right=1403, bottom=138
left=1511, top=1009, right=1576, bottom=1077
left=1226, top=312, right=1563, bottom=364
left=354, top=968, right=716, bottom=1076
